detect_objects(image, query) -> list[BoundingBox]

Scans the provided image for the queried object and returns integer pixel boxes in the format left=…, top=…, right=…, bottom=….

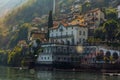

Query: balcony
left=50, top=34, right=74, bottom=39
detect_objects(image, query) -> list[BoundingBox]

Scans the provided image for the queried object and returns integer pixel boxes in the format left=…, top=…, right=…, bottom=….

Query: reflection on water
left=0, top=67, right=120, bottom=80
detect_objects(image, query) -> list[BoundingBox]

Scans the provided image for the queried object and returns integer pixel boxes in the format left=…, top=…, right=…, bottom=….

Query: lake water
left=0, top=67, right=120, bottom=80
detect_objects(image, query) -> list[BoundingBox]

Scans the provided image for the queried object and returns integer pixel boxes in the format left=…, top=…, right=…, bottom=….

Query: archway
left=113, top=52, right=119, bottom=60
left=105, top=51, right=111, bottom=62
left=106, top=51, right=111, bottom=57
left=100, top=50, right=104, bottom=56
left=96, top=50, right=104, bottom=61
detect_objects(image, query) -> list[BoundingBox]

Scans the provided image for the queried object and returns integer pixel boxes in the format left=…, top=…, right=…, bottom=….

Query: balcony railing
left=50, top=34, right=74, bottom=39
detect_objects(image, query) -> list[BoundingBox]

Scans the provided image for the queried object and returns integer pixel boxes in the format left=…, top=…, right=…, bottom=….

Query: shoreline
left=2, top=65, right=120, bottom=73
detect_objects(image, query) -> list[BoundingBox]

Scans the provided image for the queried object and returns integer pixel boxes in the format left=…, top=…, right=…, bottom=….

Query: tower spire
left=53, top=0, right=56, bottom=14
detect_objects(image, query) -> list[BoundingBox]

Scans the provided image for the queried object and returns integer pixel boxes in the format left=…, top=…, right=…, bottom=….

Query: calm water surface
left=0, top=67, right=120, bottom=80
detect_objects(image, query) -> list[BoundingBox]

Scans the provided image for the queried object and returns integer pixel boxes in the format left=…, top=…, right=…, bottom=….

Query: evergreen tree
left=47, top=10, right=53, bottom=40
left=103, top=20, right=119, bottom=42
left=48, top=10, right=53, bottom=28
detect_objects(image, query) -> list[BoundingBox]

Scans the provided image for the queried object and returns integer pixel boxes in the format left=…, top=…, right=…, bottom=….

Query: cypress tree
left=47, top=10, right=53, bottom=40
left=48, top=10, right=53, bottom=28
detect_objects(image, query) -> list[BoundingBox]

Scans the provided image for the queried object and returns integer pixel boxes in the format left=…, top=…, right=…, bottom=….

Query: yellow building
left=69, top=15, right=86, bottom=26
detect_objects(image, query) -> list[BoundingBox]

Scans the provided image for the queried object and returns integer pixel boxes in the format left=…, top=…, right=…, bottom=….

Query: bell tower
left=53, top=0, right=56, bottom=14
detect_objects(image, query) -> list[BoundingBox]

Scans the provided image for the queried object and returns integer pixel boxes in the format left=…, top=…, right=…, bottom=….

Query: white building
left=37, top=44, right=82, bottom=65
left=49, top=23, right=88, bottom=45
left=118, top=4, right=120, bottom=18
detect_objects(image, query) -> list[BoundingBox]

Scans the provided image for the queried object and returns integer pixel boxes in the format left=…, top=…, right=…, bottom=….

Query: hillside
left=1, top=0, right=54, bottom=48
left=2, top=0, right=119, bottom=31
left=0, top=0, right=120, bottom=48
left=0, top=0, right=53, bottom=41
left=4, top=0, right=53, bottom=26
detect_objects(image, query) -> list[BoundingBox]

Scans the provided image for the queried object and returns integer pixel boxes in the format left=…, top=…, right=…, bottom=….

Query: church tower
left=53, top=0, right=56, bottom=14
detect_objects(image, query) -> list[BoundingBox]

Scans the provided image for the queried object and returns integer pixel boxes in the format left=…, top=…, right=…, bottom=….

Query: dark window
left=52, top=34, right=53, bottom=37
left=66, top=27, right=68, bottom=30
left=56, top=33, right=58, bottom=36
left=66, top=32, right=68, bottom=35
left=44, top=57, right=46, bottom=60
left=83, top=31, right=85, bottom=35
left=113, top=52, right=119, bottom=60
left=83, top=39, right=85, bottom=42
left=96, top=12, right=98, bottom=15
left=72, top=31, right=73, bottom=34
left=106, top=51, right=111, bottom=57
left=79, top=31, right=81, bottom=35
left=58, top=57, right=60, bottom=60
left=79, top=38, right=81, bottom=43
left=105, top=51, right=111, bottom=62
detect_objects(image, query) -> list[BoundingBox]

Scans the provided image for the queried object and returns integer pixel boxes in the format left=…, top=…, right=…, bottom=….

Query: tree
left=47, top=10, right=53, bottom=40
left=103, top=19, right=119, bottom=42
left=28, top=39, right=42, bottom=69
left=8, top=23, right=31, bottom=48
left=94, top=27, right=105, bottom=40
left=105, top=8, right=117, bottom=19
left=116, top=24, right=120, bottom=41
left=48, top=10, right=53, bottom=28
left=8, top=46, right=22, bottom=66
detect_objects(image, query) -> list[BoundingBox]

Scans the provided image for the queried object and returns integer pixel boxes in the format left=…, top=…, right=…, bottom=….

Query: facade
left=37, top=44, right=120, bottom=68
left=118, top=4, right=120, bottom=18
left=84, top=8, right=105, bottom=29
left=70, top=15, right=86, bottom=26
left=81, top=46, right=97, bottom=64
left=37, top=44, right=82, bottom=68
left=49, top=23, right=88, bottom=45
left=81, top=46, right=120, bottom=64
left=98, top=47, right=120, bottom=58
left=28, top=27, right=47, bottom=42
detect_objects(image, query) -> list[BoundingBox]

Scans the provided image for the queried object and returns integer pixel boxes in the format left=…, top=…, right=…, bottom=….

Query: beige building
left=28, top=27, right=47, bottom=42
left=84, top=8, right=105, bottom=29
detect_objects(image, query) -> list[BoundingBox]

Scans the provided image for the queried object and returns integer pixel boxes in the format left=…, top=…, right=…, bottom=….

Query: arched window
left=96, top=50, right=104, bottom=61
left=113, top=52, right=119, bottom=60
left=105, top=51, right=111, bottom=57
left=100, top=50, right=104, bottom=56
left=105, top=51, right=111, bottom=58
